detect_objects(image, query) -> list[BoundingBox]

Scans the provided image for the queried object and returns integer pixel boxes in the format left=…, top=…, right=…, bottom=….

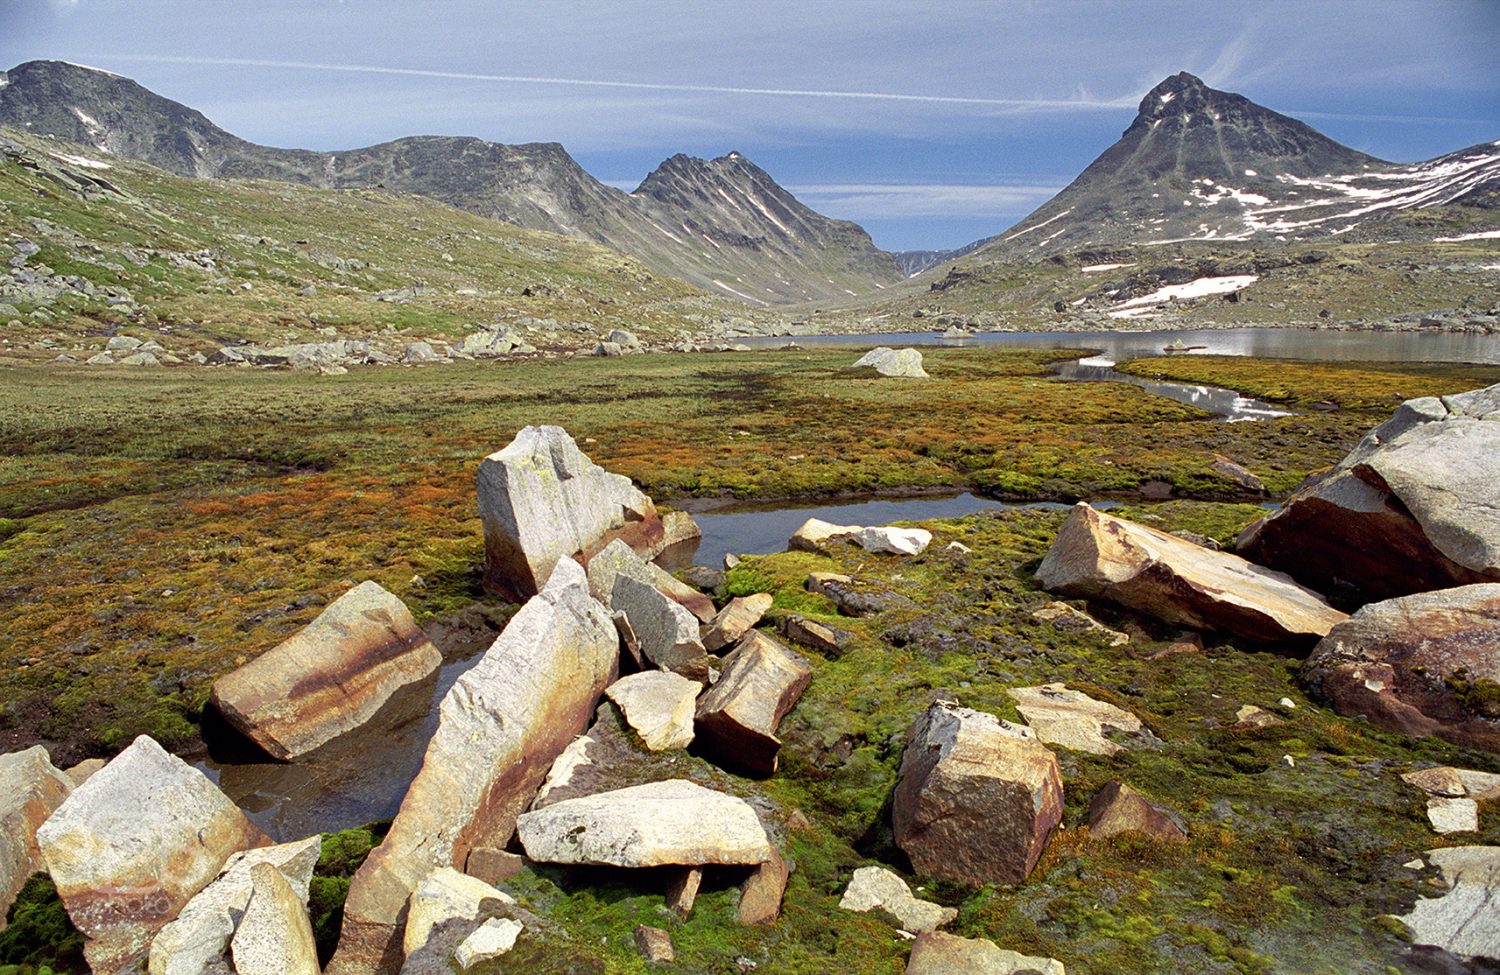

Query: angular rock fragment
left=1427, top=798, right=1479, bottom=835
left=893, top=702, right=1062, bottom=885
left=789, top=517, right=861, bottom=552
left=329, top=559, right=616, bottom=975
left=737, top=850, right=789, bottom=926
left=695, top=631, right=813, bottom=776
left=0, top=746, right=73, bottom=934
left=1031, top=601, right=1129, bottom=647
left=905, top=930, right=1065, bottom=975
left=635, top=925, right=674, bottom=964
left=1008, top=683, right=1145, bottom=756
left=209, top=580, right=441, bottom=760
left=852, top=526, right=932, bottom=555
left=1402, top=766, right=1500, bottom=799
left=703, top=592, right=774, bottom=651
left=611, top=572, right=712, bottom=681
left=587, top=538, right=715, bottom=622
left=402, top=868, right=514, bottom=957
left=1238, top=384, right=1500, bottom=601
left=851, top=347, right=929, bottom=378
left=779, top=614, right=854, bottom=656
left=1301, top=584, right=1500, bottom=753
left=453, top=917, right=523, bottom=969
left=516, top=779, right=773, bottom=868
left=36, top=736, right=268, bottom=974
left=1233, top=704, right=1283, bottom=729
left=664, top=867, right=702, bottom=917
left=807, top=572, right=917, bottom=617
left=606, top=671, right=700, bottom=751
left=1398, top=846, right=1500, bottom=961
left=1087, top=782, right=1187, bottom=842
left=1037, top=503, right=1346, bottom=648
left=839, top=865, right=957, bottom=932
left=229, top=862, right=319, bottom=975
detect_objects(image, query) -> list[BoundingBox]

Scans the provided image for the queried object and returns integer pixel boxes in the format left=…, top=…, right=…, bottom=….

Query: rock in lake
left=516, top=779, right=773, bottom=868
left=839, top=865, right=957, bottom=932
left=789, top=517, right=861, bottom=552
left=1398, top=846, right=1500, bottom=962
left=1008, top=683, right=1145, bottom=756
left=851, top=347, right=929, bottom=378
left=605, top=671, right=700, bottom=751
left=905, top=930, right=1065, bottom=975
left=0, top=746, right=73, bottom=934
left=702, top=592, right=774, bottom=651
left=1238, top=383, right=1500, bottom=601
left=1087, top=782, right=1188, bottom=842
left=1037, top=503, right=1346, bottom=649
left=329, top=559, right=616, bottom=975
left=229, top=862, right=319, bottom=975
left=36, top=736, right=269, bottom=975
left=695, top=631, right=813, bottom=776
left=893, top=702, right=1063, bottom=886
left=209, top=580, right=441, bottom=760
left=610, top=572, right=712, bottom=682
left=852, top=525, right=932, bottom=556
left=477, top=425, right=664, bottom=598
left=1301, top=584, right=1500, bottom=753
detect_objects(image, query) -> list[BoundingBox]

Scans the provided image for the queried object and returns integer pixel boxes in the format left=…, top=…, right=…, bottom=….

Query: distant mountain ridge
left=0, top=59, right=901, bottom=303
left=978, top=71, right=1500, bottom=260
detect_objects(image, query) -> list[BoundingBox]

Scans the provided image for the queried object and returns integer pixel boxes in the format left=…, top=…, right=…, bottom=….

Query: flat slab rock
left=905, top=930, right=1065, bottom=975
left=209, top=580, right=441, bottom=760
left=1008, top=683, right=1145, bottom=756
left=839, top=865, right=956, bottom=933
left=703, top=592, right=774, bottom=651
left=1037, top=503, right=1346, bottom=649
left=1302, top=583, right=1500, bottom=754
left=1398, top=846, right=1500, bottom=961
left=516, top=779, right=773, bottom=868
left=605, top=671, right=700, bottom=752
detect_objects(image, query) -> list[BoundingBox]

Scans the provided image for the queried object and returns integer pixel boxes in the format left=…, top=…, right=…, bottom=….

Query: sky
left=2, top=0, right=1497, bottom=251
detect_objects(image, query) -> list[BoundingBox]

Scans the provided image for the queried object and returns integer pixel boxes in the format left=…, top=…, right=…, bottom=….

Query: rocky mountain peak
left=1135, top=71, right=1215, bottom=120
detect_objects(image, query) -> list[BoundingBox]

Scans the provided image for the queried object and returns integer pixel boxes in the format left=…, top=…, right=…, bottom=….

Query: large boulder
left=1301, top=584, right=1500, bottom=753
left=610, top=573, right=712, bottom=682
left=1238, top=384, right=1500, bottom=602
left=516, top=779, right=773, bottom=868
left=0, top=746, right=73, bottom=933
left=851, top=347, right=929, bottom=378
left=36, top=736, right=269, bottom=975
left=905, top=931, right=1065, bottom=975
left=694, top=631, right=813, bottom=776
left=478, top=425, right=664, bottom=598
left=229, top=862, right=320, bottom=975
left=1397, top=846, right=1500, bottom=962
left=893, top=702, right=1063, bottom=886
left=209, top=580, right=441, bottom=760
left=328, top=559, right=616, bottom=975
left=1037, top=503, right=1346, bottom=649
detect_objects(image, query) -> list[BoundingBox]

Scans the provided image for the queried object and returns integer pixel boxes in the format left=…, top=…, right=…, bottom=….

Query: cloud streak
left=95, top=54, right=1140, bottom=112
left=787, top=182, right=1064, bottom=219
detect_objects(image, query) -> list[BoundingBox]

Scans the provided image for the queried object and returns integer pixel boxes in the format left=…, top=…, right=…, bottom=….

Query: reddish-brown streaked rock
left=695, top=631, right=813, bottom=776
left=1301, top=583, right=1500, bottom=754
left=702, top=593, right=774, bottom=651
left=634, top=925, right=674, bottom=964
left=0, top=746, right=73, bottom=934
left=35, top=736, right=269, bottom=975
left=327, top=559, right=617, bottom=975
left=610, top=573, right=712, bottom=682
left=208, top=581, right=441, bottom=761
left=478, top=424, right=663, bottom=599
left=1036, top=503, right=1346, bottom=649
left=737, top=850, right=789, bottom=926
left=893, top=702, right=1062, bottom=886
left=663, top=867, right=702, bottom=917
left=1087, top=782, right=1187, bottom=842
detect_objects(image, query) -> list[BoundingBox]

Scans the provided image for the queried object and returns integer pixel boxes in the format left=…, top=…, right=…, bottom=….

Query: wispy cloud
left=786, top=182, right=1064, bottom=219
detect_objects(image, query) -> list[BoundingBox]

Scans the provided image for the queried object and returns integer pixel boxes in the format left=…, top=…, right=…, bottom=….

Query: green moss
left=0, top=876, right=83, bottom=973
left=309, top=823, right=389, bottom=963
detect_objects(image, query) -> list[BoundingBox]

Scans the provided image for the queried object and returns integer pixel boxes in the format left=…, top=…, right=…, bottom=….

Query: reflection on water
left=1053, top=357, right=1294, bottom=421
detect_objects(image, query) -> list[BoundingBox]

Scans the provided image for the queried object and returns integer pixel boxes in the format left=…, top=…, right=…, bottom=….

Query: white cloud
left=786, top=182, right=1064, bottom=219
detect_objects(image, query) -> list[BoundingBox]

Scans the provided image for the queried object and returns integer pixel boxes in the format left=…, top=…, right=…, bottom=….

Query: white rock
left=403, top=867, right=514, bottom=957
left=851, top=347, right=929, bottom=378
left=605, top=671, right=700, bottom=751
left=229, top=862, right=319, bottom=975
left=852, top=526, right=932, bottom=555
left=789, top=517, right=861, bottom=552
left=1427, top=797, right=1479, bottom=834
left=454, top=917, right=524, bottom=969
left=1008, top=683, right=1144, bottom=756
left=839, top=865, right=956, bottom=932
left=610, top=573, right=710, bottom=681
left=1398, top=846, right=1500, bottom=960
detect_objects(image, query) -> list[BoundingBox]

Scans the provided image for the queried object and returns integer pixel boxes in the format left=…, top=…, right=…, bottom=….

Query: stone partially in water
left=328, top=559, right=616, bottom=975
left=1037, top=503, right=1346, bottom=649
left=0, top=746, right=73, bottom=935
left=208, top=580, right=441, bottom=761
left=36, top=736, right=269, bottom=975
left=695, top=631, right=813, bottom=776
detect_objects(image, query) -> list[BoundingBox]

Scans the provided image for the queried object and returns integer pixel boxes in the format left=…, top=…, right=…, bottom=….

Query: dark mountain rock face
left=0, top=60, right=899, bottom=303
left=979, top=72, right=1500, bottom=259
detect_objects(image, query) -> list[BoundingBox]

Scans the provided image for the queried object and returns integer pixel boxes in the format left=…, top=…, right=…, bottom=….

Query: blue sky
left=3, top=0, right=1497, bottom=250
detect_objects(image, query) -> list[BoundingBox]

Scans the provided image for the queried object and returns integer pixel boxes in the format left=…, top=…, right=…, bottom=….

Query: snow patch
left=1159, top=91, right=1175, bottom=105
left=1244, top=169, right=1257, bottom=177
left=50, top=152, right=112, bottom=170
left=1081, top=262, right=1135, bottom=273
left=1001, top=207, right=1073, bottom=242
left=1435, top=229, right=1500, bottom=242
left=60, top=61, right=123, bottom=78
left=1107, top=274, right=1259, bottom=318
left=711, top=279, right=769, bottom=305
left=70, top=107, right=101, bottom=130
left=747, top=193, right=792, bottom=236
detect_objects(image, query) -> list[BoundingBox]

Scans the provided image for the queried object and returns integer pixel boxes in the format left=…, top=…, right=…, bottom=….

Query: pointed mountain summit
left=0, top=60, right=899, bottom=303
left=978, top=72, right=1499, bottom=257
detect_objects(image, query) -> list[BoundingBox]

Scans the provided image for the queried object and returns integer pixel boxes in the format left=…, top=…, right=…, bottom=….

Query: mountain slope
left=0, top=59, right=900, bottom=303
left=980, top=72, right=1500, bottom=259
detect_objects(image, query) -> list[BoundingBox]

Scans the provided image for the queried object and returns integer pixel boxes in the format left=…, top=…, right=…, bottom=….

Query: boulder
left=1007, top=683, right=1145, bottom=756
left=702, top=592, right=774, bottom=651
left=1238, top=384, right=1500, bottom=601
left=1031, top=602, right=1129, bottom=647
left=329, top=559, right=616, bottom=975
left=1427, top=798, right=1479, bottom=834
left=1036, top=503, right=1346, bottom=649
left=634, top=925, right=674, bottom=964
left=852, top=526, right=932, bottom=556
left=808, top=573, right=916, bottom=617
left=893, top=702, right=1062, bottom=885
left=592, top=341, right=623, bottom=356
left=851, top=347, right=929, bottom=378
left=607, top=328, right=641, bottom=348
left=1301, top=584, right=1500, bottom=753
left=586, top=538, right=715, bottom=623
left=37, top=736, right=268, bottom=975
left=402, top=868, right=514, bottom=957
left=229, top=862, right=319, bottom=975
left=453, top=918, right=523, bottom=969
left=477, top=425, right=660, bottom=598
left=516, top=779, right=773, bottom=868
left=605, top=671, right=700, bottom=751
left=209, top=580, right=441, bottom=760
left=779, top=614, right=855, bottom=656
left=1401, top=766, right=1500, bottom=800
left=905, top=931, right=1065, bottom=975
left=1397, top=846, right=1500, bottom=961
left=402, top=341, right=443, bottom=364
left=789, top=517, right=861, bottom=552
left=1086, top=782, right=1187, bottom=842
left=695, top=631, right=813, bottom=776
left=0, top=746, right=73, bottom=933
left=838, top=865, right=957, bottom=932
left=1233, top=704, right=1283, bottom=729
left=737, top=850, right=789, bottom=926
left=1210, top=454, right=1264, bottom=492
left=610, top=573, right=712, bottom=682
left=148, top=836, right=320, bottom=975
